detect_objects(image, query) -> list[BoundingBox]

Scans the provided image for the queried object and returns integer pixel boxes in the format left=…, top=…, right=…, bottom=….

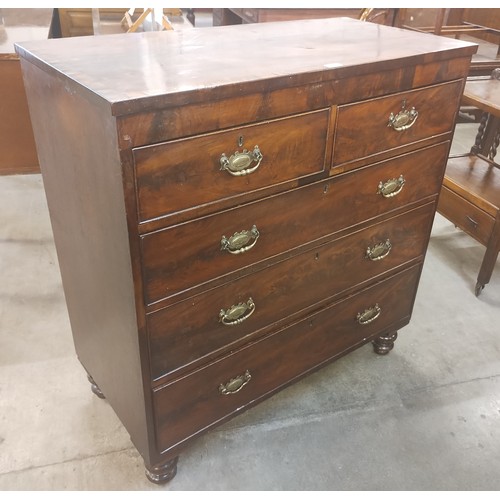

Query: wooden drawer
left=438, top=185, right=495, bottom=246
left=147, top=203, right=435, bottom=380
left=141, top=142, right=448, bottom=305
left=333, top=80, right=463, bottom=166
left=153, top=264, right=421, bottom=454
left=133, top=109, right=330, bottom=223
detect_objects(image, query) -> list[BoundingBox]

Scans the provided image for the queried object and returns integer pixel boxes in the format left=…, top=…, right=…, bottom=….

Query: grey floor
left=0, top=117, right=499, bottom=490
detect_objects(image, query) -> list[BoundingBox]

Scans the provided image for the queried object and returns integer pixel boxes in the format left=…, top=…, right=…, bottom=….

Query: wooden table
left=0, top=8, right=53, bottom=175
left=437, top=70, right=500, bottom=295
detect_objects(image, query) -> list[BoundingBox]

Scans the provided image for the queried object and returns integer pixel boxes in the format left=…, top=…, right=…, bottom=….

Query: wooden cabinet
left=15, top=18, right=476, bottom=483
left=0, top=8, right=52, bottom=175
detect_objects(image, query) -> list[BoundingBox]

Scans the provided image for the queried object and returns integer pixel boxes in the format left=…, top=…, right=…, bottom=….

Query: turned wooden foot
left=145, top=456, right=179, bottom=484
left=475, top=281, right=485, bottom=297
left=87, top=373, right=105, bottom=399
left=372, top=331, right=398, bottom=355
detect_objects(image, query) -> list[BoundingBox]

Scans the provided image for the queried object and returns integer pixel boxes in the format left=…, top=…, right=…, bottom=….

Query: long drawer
left=333, top=80, right=462, bottom=166
left=147, top=202, right=435, bottom=380
left=153, top=264, right=421, bottom=454
left=133, top=109, right=330, bottom=223
left=141, top=141, right=448, bottom=305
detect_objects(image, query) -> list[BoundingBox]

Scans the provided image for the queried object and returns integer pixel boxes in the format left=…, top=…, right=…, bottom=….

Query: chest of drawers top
left=15, top=17, right=476, bottom=116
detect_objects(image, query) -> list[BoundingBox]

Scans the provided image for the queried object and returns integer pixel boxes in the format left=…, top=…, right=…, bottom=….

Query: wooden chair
left=437, top=69, right=500, bottom=296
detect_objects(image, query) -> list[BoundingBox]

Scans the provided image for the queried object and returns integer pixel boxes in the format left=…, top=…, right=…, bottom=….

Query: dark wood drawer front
left=438, top=186, right=495, bottom=246
left=333, top=80, right=462, bottom=166
left=148, top=203, right=435, bottom=380
left=141, top=142, right=447, bottom=305
left=133, top=109, right=330, bottom=222
left=153, top=264, right=421, bottom=454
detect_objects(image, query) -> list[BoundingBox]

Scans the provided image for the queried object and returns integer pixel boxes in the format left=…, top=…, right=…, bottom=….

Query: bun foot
left=87, top=373, right=105, bottom=399
left=372, top=331, right=398, bottom=355
left=145, top=457, right=179, bottom=484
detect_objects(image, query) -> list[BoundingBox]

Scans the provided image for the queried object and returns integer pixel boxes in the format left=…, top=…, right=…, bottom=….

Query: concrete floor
left=0, top=121, right=499, bottom=490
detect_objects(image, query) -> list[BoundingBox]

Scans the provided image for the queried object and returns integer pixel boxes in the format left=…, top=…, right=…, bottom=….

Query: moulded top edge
left=15, top=17, right=478, bottom=117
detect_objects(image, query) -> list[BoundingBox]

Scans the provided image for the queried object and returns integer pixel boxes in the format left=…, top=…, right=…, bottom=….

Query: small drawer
left=333, top=80, right=463, bottom=166
left=147, top=203, right=435, bottom=380
left=141, top=141, right=448, bottom=305
left=152, top=264, right=421, bottom=454
left=133, top=109, right=330, bottom=223
left=438, top=186, right=495, bottom=246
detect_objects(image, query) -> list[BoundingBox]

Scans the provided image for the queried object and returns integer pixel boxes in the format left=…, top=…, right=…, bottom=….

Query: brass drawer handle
left=220, top=298, right=255, bottom=326
left=220, top=145, right=263, bottom=176
left=377, top=175, right=405, bottom=198
left=357, top=304, right=381, bottom=325
left=388, top=99, right=418, bottom=131
left=219, top=370, right=252, bottom=395
left=366, top=239, right=392, bottom=261
left=221, top=225, right=260, bottom=254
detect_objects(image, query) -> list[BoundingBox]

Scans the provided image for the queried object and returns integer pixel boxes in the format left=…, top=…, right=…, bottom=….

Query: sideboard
left=15, top=18, right=476, bottom=483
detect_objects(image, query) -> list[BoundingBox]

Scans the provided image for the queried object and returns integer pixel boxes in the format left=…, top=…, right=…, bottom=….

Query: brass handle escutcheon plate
left=366, top=239, right=392, bottom=261
left=377, top=174, right=405, bottom=198
left=388, top=99, right=418, bottom=131
left=357, top=304, right=381, bottom=325
left=219, top=370, right=252, bottom=395
left=221, top=225, right=260, bottom=254
left=220, top=298, right=255, bottom=326
left=220, top=145, right=263, bottom=176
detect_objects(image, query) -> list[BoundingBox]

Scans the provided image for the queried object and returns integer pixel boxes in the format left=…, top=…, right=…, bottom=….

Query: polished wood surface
left=437, top=73, right=500, bottom=295
left=15, top=18, right=476, bottom=115
left=0, top=61, right=39, bottom=174
left=439, top=184, right=495, bottom=246
left=148, top=203, right=435, bottom=380
left=16, top=19, right=475, bottom=482
left=443, top=155, right=500, bottom=215
left=141, top=142, right=449, bottom=307
left=19, top=57, right=151, bottom=463
left=116, top=55, right=472, bottom=153
left=0, top=9, right=52, bottom=175
left=153, top=265, right=421, bottom=454
left=462, top=78, right=500, bottom=116
left=133, top=109, right=330, bottom=222
left=333, top=80, right=463, bottom=166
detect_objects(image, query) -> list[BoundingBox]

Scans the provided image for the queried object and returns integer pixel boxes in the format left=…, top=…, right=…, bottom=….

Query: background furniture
left=16, top=18, right=475, bottom=483
left=397, top=8, right=500, bottom=76
left=437, top=69, right=500, bottom=296
left=212, top=8, right=397, bottom=26
left=52, top=8, right=186, bottom=37
left=0, top=8, right=52, bottom=175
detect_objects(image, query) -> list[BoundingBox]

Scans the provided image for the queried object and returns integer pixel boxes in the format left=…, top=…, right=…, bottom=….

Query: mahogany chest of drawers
left=16, top=18, right=476, bottom=483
